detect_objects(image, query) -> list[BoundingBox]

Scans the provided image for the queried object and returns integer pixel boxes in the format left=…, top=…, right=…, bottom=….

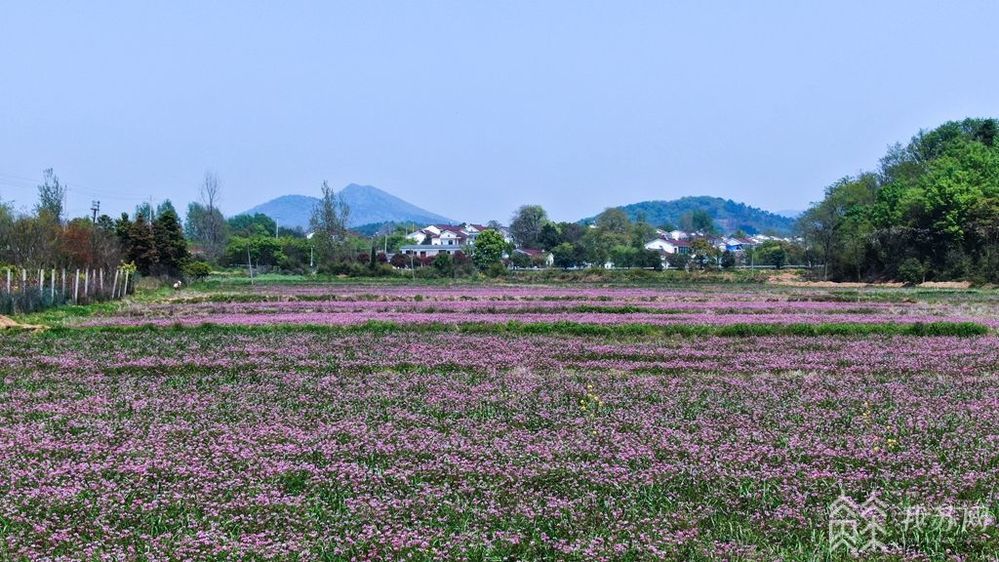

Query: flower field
left=75, top=284, right=999, bottom=329
left=1, top=283, right=998, bottom=560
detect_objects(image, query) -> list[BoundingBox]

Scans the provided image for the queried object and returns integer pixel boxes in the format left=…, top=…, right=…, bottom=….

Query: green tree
left=595, top=207, right=631, bottom=235
left=127, top=212, right=158, bottom=274
left=432, top=252, right=454, bottom=276
left=510, top=251, right=532, bottom=268
left=509, top=205, right=548, bottom=248
left=756, top=241, right=788, bottom=269
left=225, top=236, right=285, bottom=267
left=537, top=222, right=562, bottom=250
left=152, top=207, right=189, bottom=276
left=551, top=242, right=579, bottom=268
left=630, top=220, right=656, bottom=249
left=636, top=248, right=664, bottom=270
left=558, top=222, right=586, bottom=244
left=801, top=118, right=999, bottom=281
left=690, top=238, right=719, bottom=268
left=310, top=180, right=351, bottom=268
left=472, top=229, right=507, bottom=269
left=35, top=168, right=66, bottom=223
left=228, top=213, right=276, bottom=237
left=897, top=257, right=926, bottom=285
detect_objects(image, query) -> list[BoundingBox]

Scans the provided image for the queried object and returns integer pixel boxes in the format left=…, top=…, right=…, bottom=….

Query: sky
left=1, top=1, right=998, bottom=223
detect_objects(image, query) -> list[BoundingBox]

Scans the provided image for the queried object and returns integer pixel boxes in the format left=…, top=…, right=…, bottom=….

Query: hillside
left=240, top=184, right=453, bottom=230
left=582, top=196, right=796, bottom=234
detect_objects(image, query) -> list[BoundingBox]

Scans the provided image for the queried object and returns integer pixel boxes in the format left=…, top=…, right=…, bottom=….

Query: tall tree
left=0, top=201, right=11, bottom=261
left=195, top=171, right=228, bottom=262
left=153, top=207, right=189, bottom=275
left=310, top=181, right=351, bottom=266
left=36, top=168, right=67, bottom=223
left=509, top=205, right=548, bottom=248
left=127, top=212, right=158, bottom=274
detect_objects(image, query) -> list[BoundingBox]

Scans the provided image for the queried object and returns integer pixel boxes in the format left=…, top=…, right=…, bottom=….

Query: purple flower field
left=76, top=284, right=999, bottom=328
left=2, top=283, right=998, bottom=560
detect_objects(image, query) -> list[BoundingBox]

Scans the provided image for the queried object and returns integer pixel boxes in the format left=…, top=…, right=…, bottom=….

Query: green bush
left=485, top=262, right=508, bottom=278
left=897, top=258, right=926, bottom=285
left=183, top=261, right=213, bottom=281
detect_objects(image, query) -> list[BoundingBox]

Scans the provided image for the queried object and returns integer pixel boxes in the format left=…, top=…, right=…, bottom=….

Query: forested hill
left=581, top=196, right=795, bottom=234
left=798, top=117, right=998, bottom=283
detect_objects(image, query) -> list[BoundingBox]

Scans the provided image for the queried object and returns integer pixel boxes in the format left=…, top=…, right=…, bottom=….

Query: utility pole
left=275, top=219, right=279, bottom=239
left=247, top=246, right=254, bottom=285
left=90, top=200, right=101, bottom=272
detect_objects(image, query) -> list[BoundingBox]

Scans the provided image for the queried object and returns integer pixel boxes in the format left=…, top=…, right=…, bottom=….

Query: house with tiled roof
left=644, top=236, right=692, bottom=255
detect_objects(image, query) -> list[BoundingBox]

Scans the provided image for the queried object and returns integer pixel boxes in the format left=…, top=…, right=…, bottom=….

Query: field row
left=74, top=284, right=999, bottom=328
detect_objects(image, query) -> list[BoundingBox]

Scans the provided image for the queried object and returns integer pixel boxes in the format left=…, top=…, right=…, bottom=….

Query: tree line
left=2, top=166, right=797, bottom=283
left=798, top=118, right=999, bottom=283
left=0, top=169, right=189, bottom=277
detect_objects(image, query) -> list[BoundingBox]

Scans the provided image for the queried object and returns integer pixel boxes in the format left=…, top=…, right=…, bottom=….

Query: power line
left=0, top=170, right=146, bottom=201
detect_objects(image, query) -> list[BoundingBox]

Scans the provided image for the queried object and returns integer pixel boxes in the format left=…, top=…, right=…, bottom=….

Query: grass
left=42, top=319, right=991, bottom=339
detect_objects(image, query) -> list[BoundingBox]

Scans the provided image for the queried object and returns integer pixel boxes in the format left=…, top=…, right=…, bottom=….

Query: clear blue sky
left=1, top=1, right=997, bottom=223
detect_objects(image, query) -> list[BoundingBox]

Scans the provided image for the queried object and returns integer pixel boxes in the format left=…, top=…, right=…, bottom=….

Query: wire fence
left=0, top=267, right=135, bottom=315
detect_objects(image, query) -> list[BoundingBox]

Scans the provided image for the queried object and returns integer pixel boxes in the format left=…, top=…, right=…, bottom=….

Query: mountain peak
left=240, top=184, right=453, bottom=230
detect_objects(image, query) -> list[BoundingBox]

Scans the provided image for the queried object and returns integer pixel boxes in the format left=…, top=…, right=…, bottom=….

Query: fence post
left=51, top=268, right=55, bottom=302
left=6, top=268, right=11, bottom=294
left=84, top=269, right=89, bottom=302
left=122, top=271, right=129, bottom=297
left=74, top=269, right=80, bottom=304
left=99, top=269, right=104, bottom=297
left=39, top=269, right=44, bottom=299
left=111, top=269, right=119, bottom=299
left=62, top=268, right=66, bottom=297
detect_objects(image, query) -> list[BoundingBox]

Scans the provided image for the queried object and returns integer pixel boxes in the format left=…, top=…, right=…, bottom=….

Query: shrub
left=897, top=258, right=926, bottom=285
left=433, top=253, right=454, bottom=276
left=183, top=261, right=213, bottom=282
left=485, top=262, right=508, bottom=278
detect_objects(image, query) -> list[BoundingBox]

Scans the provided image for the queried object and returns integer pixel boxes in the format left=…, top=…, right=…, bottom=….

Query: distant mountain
left=240, top=184, right=453, bottom=230
left=241, top=195, right=319, bottom=230
left=581, top=196, right=796, bottom=234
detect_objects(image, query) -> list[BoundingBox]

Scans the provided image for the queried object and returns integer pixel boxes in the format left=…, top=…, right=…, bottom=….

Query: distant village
left=397, top=221, right=797, bottom=269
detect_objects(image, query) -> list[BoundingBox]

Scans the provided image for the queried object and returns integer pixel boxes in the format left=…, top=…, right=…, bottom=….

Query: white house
left=405, top=225, right=442, bottom=244
left=398, top=244, right=467, bottom=258
left=434, top=228, right=465, bottom=246
left=406, top=222, right=513, bottom=247
left=644, top=237, right=692, bottom=255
